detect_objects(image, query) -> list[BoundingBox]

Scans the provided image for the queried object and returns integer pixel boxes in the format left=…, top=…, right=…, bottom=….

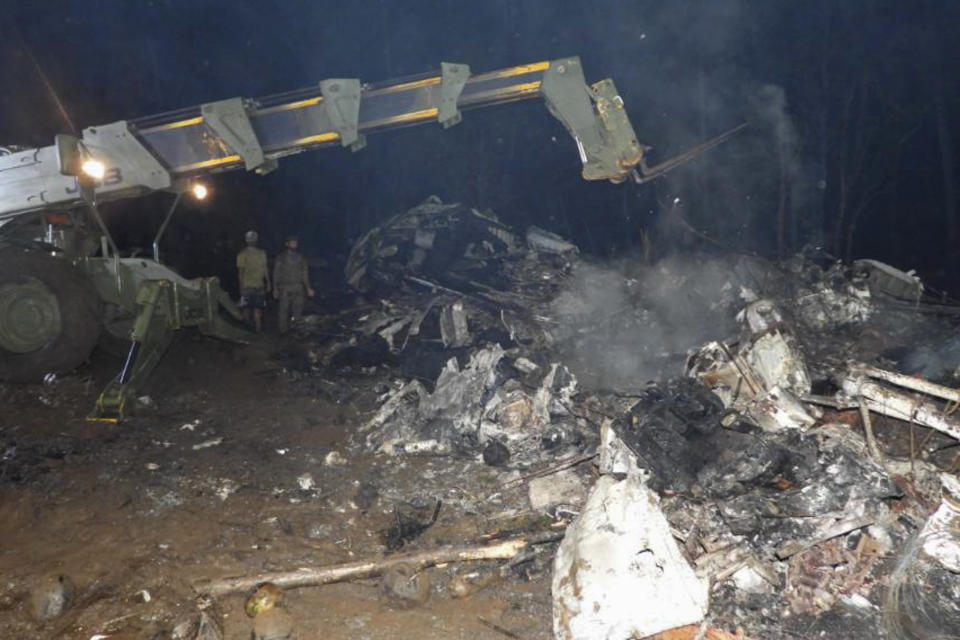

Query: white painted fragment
left=598, top=419, right=644, bottom=476
left=192, top=437, right=222, bottom=450
left=297, top=473, right=315, bottom=491
left=553, top=474, right=708, bottom=640
left=216, top=479, right=239, bottom=502
left=919, top=474, right=960, bottom=573
left=325, top=451, right=347, bottom=466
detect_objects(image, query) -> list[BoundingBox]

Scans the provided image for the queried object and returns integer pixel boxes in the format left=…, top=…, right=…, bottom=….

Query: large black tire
left=0, top=246, right=102, bottom=382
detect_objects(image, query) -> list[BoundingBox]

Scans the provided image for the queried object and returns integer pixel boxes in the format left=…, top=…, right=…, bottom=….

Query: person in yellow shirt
left=236, top=230, right=270, bottom=332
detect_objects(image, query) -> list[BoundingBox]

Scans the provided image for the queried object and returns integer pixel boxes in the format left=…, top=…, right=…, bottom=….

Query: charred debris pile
left=273, top=197, right=960, bottom=639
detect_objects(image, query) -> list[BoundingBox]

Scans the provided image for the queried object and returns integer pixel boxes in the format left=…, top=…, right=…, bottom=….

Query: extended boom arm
left=0, top=56, right=739, bottom=422
left=0, top=57, right=646, bottom=222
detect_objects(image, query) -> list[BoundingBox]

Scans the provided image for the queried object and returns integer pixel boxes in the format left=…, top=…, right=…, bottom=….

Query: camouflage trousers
left=277, top=290, right=304, bottom=333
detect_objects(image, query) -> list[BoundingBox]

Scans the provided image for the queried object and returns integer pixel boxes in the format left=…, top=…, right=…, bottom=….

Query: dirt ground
left=4, top=284, right=958, bottom=640
left=0, top=333, right=559, bottom=640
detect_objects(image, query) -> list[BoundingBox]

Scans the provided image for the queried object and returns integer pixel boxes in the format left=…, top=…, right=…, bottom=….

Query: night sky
left=2, top=1, right=958, bottom=293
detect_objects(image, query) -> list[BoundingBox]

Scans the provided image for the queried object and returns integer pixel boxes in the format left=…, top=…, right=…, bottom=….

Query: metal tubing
left=852, top=361, right=960, bottom=403
left=153, top=192, right=181, bottom=263
left=85, top=199, right=122, bottom=294
left=119, top=341, right=141, bottom=384
left=841, top=376, right=960, bottom=441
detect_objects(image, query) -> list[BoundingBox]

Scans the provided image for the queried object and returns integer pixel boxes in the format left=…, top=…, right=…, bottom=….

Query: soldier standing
left=236, top=230, right=270, bottom=333
left=273, top=235, right=314, bottom=334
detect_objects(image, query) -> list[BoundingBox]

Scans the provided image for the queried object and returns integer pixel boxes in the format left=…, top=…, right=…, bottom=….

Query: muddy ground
left=0, top=333, right=561, bottom=640
left=3, top=293, right=957, bottom=639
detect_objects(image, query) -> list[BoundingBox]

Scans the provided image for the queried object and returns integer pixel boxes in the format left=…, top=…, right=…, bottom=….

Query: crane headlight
left=191, top=183, right=209, bottom=200
left=81, top=159, right=106, bottom=180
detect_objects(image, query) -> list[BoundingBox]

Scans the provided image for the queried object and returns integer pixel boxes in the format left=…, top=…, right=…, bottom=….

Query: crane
left=0, top=57, right=739, bottom=420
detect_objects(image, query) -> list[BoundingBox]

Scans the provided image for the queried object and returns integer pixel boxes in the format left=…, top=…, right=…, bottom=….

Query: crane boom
left=0, top=55, right=739, bottom=421
left=0, top=57, right=643, bottom=222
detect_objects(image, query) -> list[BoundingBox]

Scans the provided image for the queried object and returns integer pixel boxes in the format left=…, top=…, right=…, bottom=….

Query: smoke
left=590, top=0, right=820, bottom=257
left=753, top=85, right=797, bottom=155
left=650, top=78, right=816, bottom=257
left=754, top=84, right=818, bottom=245
left=550, top=254, right=745, bottom=390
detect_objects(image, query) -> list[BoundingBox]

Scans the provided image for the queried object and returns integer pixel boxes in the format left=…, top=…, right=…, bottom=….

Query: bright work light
left=191, top=183, right=209, bottom=200
left=81, top=159, right=105, bottom=180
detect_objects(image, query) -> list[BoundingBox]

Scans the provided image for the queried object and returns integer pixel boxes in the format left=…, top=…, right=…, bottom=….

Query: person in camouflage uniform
left=236, top=230, right=270, bottom=333
left=273, top=235, right=314, bottom=334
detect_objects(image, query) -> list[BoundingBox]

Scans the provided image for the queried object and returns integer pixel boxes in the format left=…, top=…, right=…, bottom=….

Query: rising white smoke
left=550, top=254, right=745, bottom=390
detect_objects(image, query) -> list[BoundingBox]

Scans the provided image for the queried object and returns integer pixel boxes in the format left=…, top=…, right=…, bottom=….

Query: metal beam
left=438, top=63, right=470, bottom=128
left=319, top=79, right=365, bottom=151
left=200, top=98, right=271, bottom=173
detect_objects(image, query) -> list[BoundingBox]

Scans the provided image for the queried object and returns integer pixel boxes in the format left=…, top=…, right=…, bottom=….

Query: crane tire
left=0, top=246, right=102, bottom=382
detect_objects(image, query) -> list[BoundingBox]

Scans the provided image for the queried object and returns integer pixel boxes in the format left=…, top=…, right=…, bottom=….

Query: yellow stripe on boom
left=141, top=116, right=204, bottom=133
left=174, top=154, right=242, bottom=172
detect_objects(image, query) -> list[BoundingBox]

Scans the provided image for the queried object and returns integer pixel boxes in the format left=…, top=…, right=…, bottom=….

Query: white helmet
left=244, top=230, right=258, bottom=243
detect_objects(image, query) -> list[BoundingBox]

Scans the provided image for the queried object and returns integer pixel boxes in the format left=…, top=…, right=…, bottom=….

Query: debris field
left=2, top=197, right=960, bottom=640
